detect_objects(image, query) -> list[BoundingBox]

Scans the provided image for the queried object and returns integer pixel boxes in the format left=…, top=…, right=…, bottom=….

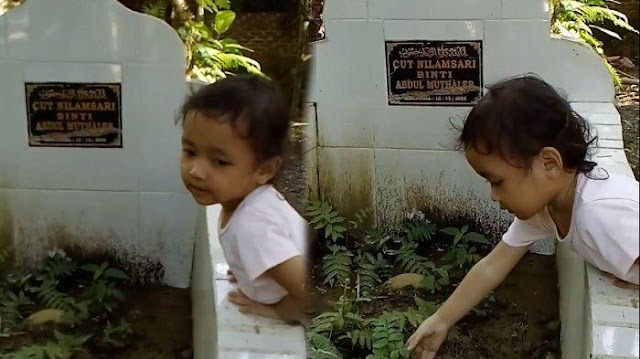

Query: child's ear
left=538, top=147, right=564, bottom=173
left=255, top=156, right=283, bottom=185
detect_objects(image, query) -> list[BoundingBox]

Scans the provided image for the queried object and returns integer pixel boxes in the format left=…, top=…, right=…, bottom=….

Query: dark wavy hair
left=178, top=75, right=289, bottom=163
left=458, top=74, right=597, bottom=173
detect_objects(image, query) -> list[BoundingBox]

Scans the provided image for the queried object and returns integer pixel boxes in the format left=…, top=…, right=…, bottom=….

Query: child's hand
left=228, top=289, right=280, bottom=319
left=602, top=272, right=639, bottom=289
left=406, top=315, right=450, bottom=359
left=227, top=269, right=237, bottom=283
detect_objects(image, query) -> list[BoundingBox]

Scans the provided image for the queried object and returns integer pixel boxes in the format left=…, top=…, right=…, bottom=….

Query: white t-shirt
left=503, top=169, right=639, bottom=284
left=219, top=185, right=309, bottom=304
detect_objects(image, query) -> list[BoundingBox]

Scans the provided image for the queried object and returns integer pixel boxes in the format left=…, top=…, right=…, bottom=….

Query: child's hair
left=178, top=75, right=289, bottom=163
left=458, top=74, right=597, bottom=173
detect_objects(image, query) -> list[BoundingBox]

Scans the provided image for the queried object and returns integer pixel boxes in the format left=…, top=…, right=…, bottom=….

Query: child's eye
left=182, top=149, right=195, bottom=157
left=211, top=158, right=231, bottom=166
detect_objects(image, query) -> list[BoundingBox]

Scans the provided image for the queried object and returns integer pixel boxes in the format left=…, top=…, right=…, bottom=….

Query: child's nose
left=188, top=159, right=206, bottom=180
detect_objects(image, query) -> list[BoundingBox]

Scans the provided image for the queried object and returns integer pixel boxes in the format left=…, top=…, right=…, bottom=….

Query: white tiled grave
left=556, top=103, right=639, bottom=359
left=197, top=205, right=307, bottom=358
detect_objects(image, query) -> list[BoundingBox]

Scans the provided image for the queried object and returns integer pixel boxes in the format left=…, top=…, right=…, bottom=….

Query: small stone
left=24, top=309, right=65, bottom=326
left=382, top=273, right=425, bottom=290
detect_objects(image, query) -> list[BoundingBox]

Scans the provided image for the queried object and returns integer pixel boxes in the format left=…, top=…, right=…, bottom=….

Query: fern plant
left=322, top=245, right=353, bottom=287
left=366, top=312, right=411, bottom=359
left=0, top=290, right=33, bottom=333
left=42, top=253, right=77, bottom=281
left=0, top=330, right=91, bottom=359
left=550, top=0, right=639, bottom=85
left=308, top=200, right=348, bottom=242
left=307, top=332, right=343, bottom=359
left=354, top=252, right=389, bottom=300
left=311, top=296, right=362, bottom=337
left=399, top=214, right=436, bottom=244
left=343, top=324, right=374, bottom=351
left=388, top=242, right=433, bottom=276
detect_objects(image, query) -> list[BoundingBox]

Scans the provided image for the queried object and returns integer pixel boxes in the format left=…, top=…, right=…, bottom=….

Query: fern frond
left=322, top=245, right=353, bottom=287
left=366, top=312, right=411, bottom=359
left=307, top=333, right=343, bottom=359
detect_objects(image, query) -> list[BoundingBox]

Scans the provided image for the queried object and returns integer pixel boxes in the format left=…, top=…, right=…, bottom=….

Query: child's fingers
left=602, top=271, right=618, bottom=280
left=406, top=327, right=434, bottom=350
left=613, top=279, right=639, bottom=289
left=228, top=290, right=251, bottom=305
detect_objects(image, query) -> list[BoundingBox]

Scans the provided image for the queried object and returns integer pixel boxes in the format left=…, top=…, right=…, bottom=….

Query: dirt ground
left=0, top=287, right=192, bottom=359
left=616, top=64, right=639, bottom=179
left=106, top=287, right=192, bottom=359
left=307, top=254, right=559, bottom=359
left=438, top=254, right=559, bottom=359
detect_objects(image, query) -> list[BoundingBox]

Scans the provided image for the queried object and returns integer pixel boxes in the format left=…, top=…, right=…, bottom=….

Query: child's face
left=465, top=148, right=557, bottom=220
left=180, top=111, right=278, bottom=207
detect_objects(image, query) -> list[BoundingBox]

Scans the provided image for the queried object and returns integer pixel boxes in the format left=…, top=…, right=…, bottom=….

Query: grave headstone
left=0, top=0, right=197, bottom=287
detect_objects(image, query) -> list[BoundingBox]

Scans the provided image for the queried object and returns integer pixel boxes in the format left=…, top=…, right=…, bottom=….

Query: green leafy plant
left=354, top=252, right=390, bottom=300
left=307, top=332, right=344, bottom=359
left=180, top=2, right=263, bottom=82
left=141, top=1, right=166, bottom=19
left=366, top=312, right=411, bottom=359
left=0, top=290, right=33, bottom=333
left=400, top=213, right=436, bottom=244
left=440, top=225, right=490, bottom=268
left=388, top=242, right=433, bottom=276
left=41, top=253, right=76, bottom=281
left=403, top=297, right=439, bottom=329
left=142, top=0, right=264, bottom=83
left=550, top=0, right=639, bottom=85
left=311, top=296, right=362, bottom=337
left=417, top=265, right=452, bottom=294
left=322, top=245, right=353, bottom=287
left=343, top=324, right=373, bottom=351
left=0, top=331, right=91, bottom=359
left=308, top=200, right=348, bottom=242
left=80, top=262, right=128, bottom=312
left=101, top=319, right=133, bottom=348
left=306, top=200, right=495, bottom=358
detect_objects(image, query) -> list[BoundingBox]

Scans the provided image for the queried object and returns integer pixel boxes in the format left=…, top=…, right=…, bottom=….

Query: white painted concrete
left=191, top=205, right=307, bottom=358
left=0, top=0, right=196, bottom=287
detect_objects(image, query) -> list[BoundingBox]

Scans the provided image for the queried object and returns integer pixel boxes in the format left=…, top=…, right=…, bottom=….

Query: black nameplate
left=386, top=40, right=482, bottom=106
left=25, top=83, right=122, bottom=147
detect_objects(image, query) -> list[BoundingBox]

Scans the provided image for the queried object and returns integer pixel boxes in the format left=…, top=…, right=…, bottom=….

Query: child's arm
left=263, top=256, right=306, bottom=322
left=228, top=256, right=306, bottom=322
left=406, top=241, right=530, bottom=358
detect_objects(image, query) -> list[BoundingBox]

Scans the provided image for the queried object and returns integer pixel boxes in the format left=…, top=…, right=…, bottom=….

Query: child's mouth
left=189, top=185, right=209, bottom=197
